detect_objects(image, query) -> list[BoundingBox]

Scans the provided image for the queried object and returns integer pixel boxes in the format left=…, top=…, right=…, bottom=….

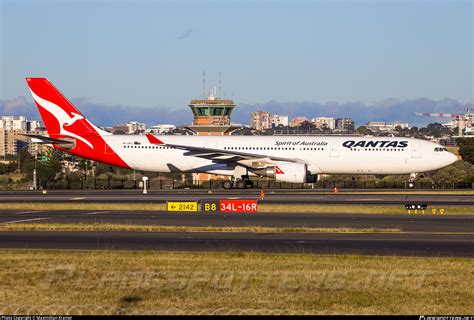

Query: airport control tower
left=185, top=88, right=242, bottom=135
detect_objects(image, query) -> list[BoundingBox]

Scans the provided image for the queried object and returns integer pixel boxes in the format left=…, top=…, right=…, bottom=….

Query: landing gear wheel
left=246, top=180, right=254, bottom=189
left=236, top=180, right=246, bottom=189
left=223, top=180, right=233, bottom=189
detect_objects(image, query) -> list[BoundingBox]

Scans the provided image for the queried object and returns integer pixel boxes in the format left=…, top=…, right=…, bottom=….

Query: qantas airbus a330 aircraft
left=25, top=78, right=457, bottom=189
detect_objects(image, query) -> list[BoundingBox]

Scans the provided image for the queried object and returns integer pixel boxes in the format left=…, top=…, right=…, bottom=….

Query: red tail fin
left=26, top=78, right=130, bottom=169
left=26, top=78, right=108, bottom=149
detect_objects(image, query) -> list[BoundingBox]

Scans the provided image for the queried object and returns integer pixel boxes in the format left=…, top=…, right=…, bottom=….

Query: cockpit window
left=434, top=147, right=448, bottom=152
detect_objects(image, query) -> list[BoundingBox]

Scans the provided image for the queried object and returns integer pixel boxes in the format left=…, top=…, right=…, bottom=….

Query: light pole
left=142, top=176, right=149, bottom=194
left=17, top=143, right=29, bottom=173
left=33, top=152, right=37, bottom=190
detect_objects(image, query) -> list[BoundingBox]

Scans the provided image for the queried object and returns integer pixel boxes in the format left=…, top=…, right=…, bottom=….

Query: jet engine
left=253, top=163, right=317, bottom=183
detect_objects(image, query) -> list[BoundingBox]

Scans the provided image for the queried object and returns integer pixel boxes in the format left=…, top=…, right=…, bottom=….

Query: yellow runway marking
left=71, top=197, right=86, bottom=200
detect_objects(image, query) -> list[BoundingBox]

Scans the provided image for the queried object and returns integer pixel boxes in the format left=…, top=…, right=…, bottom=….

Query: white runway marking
left=14, top=210, right=43, bottom=215
left=83, top=211, right=111, bottom=215
left=3, top=217, right=50, bottom=224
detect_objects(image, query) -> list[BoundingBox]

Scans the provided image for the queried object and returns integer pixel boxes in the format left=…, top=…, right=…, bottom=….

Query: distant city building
left=0, top=130, right=27, bottom=158
left=0, top=116, right=44, bottom=157
left=111, top=121, right=146, bottom=134
left=145, top=124, right=176, bottom=134
left=366, top=121, right=389, bottom=131
left=335, top=118, right=355, bottom=132
left=250, top=111, right=288, bottom=130
left=415, top=109, right=473, bottom=137
left=111, top=124, right=129, bottom=134
left=443, top=113, right=474, bottom=137
left=126, top=121, right=146, bottom=134
left=27, top=120, right=42, bottom=132
left=289, top=117, right=309, bottom=127
left=250, top=111, right=270, bottom=131
left=311, top=117, right=336, bottom=130
left=366, top=121, right=409, bottom=132
left=392, top=121, right=409, bottom=129
left=0, top=116, right=27, bottom=131
left=270, top=114, right=289, bottom=128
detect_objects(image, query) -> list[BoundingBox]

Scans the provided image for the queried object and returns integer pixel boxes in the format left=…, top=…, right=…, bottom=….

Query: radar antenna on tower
left=219, top=71, right=222, bottom=98
left=202, top=71, right=206, bottom=99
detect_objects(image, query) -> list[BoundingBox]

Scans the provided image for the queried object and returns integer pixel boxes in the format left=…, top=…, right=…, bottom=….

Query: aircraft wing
left=146, top=134, right=305, bottom=168
left=20, top=134, right=75, bottom=147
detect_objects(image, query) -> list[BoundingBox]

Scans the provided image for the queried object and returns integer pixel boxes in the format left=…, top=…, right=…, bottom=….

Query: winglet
left=146, top=134, right=165, bottom=145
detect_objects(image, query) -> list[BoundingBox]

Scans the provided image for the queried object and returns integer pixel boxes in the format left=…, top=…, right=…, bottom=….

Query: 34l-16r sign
left=219, top=200, right=258, bottom=213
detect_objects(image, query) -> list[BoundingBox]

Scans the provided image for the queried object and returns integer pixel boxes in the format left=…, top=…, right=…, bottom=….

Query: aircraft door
left=411, top=142, right=421, bottom=158
left=329, top=143, right=339, bottom=157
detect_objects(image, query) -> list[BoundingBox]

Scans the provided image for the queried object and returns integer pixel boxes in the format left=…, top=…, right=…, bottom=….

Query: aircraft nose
left=446, top=152, right=458, bottom=165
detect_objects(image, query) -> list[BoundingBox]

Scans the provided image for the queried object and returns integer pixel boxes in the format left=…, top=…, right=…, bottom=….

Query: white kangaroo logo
left=29, top=89, right=94, bottom=149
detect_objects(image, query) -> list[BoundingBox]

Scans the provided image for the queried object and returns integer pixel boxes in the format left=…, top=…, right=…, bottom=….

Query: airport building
left=184, top=88, right=243, bottom=181
left=185, top=89, right=242, bottom=135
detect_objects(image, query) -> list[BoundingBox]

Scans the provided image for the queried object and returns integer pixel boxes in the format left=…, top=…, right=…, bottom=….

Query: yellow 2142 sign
left=166, top=201, right=198, bottom=212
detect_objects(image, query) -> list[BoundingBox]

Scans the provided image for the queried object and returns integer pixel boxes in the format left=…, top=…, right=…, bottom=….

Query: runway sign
left=404, top=204, right=428, bottom=210
left=404, top=203, right=428, bottom=214
left=201, top=200, right=220, bottom=213
left=167, top=201, right=198, bottom=212
left=220, top=200, right=258, bottom=213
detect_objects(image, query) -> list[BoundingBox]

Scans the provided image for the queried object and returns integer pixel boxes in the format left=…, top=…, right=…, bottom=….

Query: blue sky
left=1, top=0, right=472, bottom=113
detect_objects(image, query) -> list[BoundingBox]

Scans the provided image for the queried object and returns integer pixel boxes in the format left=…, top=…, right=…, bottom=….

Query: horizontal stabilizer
left=20, top=134, right=75, bottom=147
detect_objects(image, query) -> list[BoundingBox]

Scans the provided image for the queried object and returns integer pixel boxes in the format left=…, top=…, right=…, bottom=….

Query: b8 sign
left=219, top=200, right=258, bottom=213
left=201, top=200, right=220, bottom=212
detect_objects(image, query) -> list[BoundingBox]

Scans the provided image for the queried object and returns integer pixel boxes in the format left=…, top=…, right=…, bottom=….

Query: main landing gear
left=223, top=176, right=254, bottom=189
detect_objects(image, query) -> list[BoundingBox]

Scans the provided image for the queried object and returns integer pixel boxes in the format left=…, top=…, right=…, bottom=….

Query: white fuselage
left=103, top=135, right=457, bottom=176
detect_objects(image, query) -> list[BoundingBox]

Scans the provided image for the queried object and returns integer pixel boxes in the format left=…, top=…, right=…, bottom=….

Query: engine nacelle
left=253, top=163, right=316, bottom=183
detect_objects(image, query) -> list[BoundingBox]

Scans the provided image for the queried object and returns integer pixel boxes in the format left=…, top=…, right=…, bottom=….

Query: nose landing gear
left=407, top=173, right=418, bottom=189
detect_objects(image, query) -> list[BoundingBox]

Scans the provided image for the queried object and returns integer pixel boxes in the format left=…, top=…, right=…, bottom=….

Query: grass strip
left=0, top=250, right=471, bottom=314
left=0, top=223, right=401, bottom=233
left=0, top=203, right=472, bottom=214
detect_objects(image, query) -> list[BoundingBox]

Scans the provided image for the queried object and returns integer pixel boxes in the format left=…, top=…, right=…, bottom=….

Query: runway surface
left=0, top=209, right=472, bottom=232
left=0, top=209, right=472, bottom=257
left=0, top=190, right=473, bottom=206
left=0, top=231, right=472, bottom=257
